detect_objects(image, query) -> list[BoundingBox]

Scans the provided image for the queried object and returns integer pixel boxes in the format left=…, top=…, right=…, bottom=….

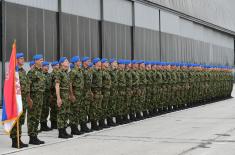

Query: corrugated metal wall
left=4, top=2, right=58, bottom=61
left=149, top=0, right=235, bottom=32
left=134, top=2, right=160, bottom=61
left=160, top=10, right=234, bottom=65
left=102, top=0, right=132, bottom=59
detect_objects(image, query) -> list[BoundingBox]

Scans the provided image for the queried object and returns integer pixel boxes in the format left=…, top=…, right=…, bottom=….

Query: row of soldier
left=11, top=53, right=233, bottom=148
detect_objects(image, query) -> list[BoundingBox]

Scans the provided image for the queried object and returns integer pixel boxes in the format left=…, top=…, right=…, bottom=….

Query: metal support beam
left=99, top=0, right=103, bottom=58
left=57, top=0, right=61, bottom=60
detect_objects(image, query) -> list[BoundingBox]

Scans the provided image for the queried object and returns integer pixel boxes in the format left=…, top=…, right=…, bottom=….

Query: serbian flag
left=1, top=41, right=23, bottom=134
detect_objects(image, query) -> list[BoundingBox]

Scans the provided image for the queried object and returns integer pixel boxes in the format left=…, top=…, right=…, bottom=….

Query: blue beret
left=88, top=63, right=93, bottom=68
left=33, top=54, right=43, bottom=61
left=42, top=61, right=49, bottom=67
left=125, top=60, right=131, bottom=65
left=132, top=60, right=137, bottom=64
left=117, top=59, right=123, bottom=64
left=109, top=58, right=116, bottom=63
left=59, top=57, right=67, bottom=64
left=71, top=56, right=80, bottom=63
left=92, top=58, right=100, bottom=64
left=82, top=57, right=89, bottom=62
left=51, top=61, right=59, bottom=66
left=29, top=61, right=35, bottom=67
left=101, top=58, right=108, bottom=63
left=16, top=52, right=24, bottom=59
left=70, top=63, right=75, bottom=69
left=137, top=60, right=144, bottom=64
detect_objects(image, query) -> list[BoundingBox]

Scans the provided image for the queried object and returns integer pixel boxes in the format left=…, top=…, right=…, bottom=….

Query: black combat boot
left=80, top=122, right=91, bottom=133
left=115, top=115, right=123, bottom=125
left=91, top=120, right=99, bottom=131
left=58, top=128, right=69, bottom=139
left=51, top=121, right=57, bottom=129
left=107, top=117, right=115, bottom=126
left=40, top=122, right=52, bottom=131
left=71, top=124, right=81, bottom=135
left=136, top=112, right=142, bottom=120
left=64, top=128, right=73, bottom=138
left=12, top=138, right=28, bottom=148
left=142, top=111, right=148, bottom=118
left=122, top=115, right=129, bottom=124
left=29, top=136, right=42, bottom=145
left=129, top=113, right=135, bottom=121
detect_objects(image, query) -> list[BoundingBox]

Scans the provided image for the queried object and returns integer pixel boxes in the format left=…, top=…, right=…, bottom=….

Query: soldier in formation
left=12, top=53, right=234, bottom=148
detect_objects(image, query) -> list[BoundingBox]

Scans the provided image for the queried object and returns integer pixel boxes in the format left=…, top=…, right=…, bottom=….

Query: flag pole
left=17, top=119, right=20, bottom=149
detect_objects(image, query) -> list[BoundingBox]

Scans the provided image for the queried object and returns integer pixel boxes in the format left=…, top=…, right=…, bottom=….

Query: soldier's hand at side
left=27, top=98, right=33, bottom=109
left=57, top=98, right=62, bottom=108
left=70, top=95, right=76, bottom=103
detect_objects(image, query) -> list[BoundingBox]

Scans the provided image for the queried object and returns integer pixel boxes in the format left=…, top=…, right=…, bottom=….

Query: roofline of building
left=133, top=0, right=235, bottom=37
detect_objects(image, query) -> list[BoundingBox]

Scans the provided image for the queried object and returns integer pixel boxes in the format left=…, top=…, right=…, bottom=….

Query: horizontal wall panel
left=102, top=21, right=132, bottom=59
left=5, top=0, right=58, bottom=11
left=61, top=0, right=101, bottom=20
left=103, top=0, right=132, bottom=26
left=134, top=2, right=159, bottom=31
left=61, top=13, right=100, bottom=59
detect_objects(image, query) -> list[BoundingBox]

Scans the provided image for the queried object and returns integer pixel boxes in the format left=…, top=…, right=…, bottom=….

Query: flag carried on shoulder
left=1, top=41, right=23, bottom=134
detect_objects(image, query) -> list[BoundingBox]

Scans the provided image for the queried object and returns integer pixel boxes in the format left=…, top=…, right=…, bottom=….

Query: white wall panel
left=6, top=0, right=58, bottom=11
left=160, top=10, right=179, bottom=35
left=103, top=0, right=132, bottom=26
left=134, top=2, right=159, bottom=30
left=62, top=0, right=101, bottom=20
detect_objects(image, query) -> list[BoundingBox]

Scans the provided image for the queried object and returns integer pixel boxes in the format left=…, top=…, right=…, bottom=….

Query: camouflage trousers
left=146, top=86, right=153, bottom=110
left=108, top=88, right=118, bottom=117
left=50, top=96, right=58, bottom=123
left=27, top=92, right=43, bottom=136
left=132, top=87, right=141, bottom=113
left=139, top=86, right=146, bottom=111
left=90, top=89, right=103, bottom=121
left=41, top=91, right=50, bottom=123
left=101, top=89, right=110, bottom=119
left=84, top=89, right=93, bottom=122
left=57, top=91, right=70, bottom=129
left=70, top=92, right=83, bottom=126
left=125, top=88, right=132, bottom=115
left=10, top=97, right=27, bottom=139
left=117, top=88, right=126, bottom=116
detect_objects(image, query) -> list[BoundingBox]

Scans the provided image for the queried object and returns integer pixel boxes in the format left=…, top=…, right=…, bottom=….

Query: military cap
left=33, top=54, right=43, bottom=61
left=42, top=61, right=49, bottom=67
left=92, top=57, right=100, bottom=64
left=59, top=57, right=67, bottom=64
left=82, top=57, right=89, bottom=62
left=16, top=52, right=24, bottom=59
left=51, top=61, right=59, bottom=66
left=109, top=58, right=116, bottom=63
left=71, top=56, right=80, bottom=63
left=70, top=63, right=75, bottom=69
left=101, top=58, right=108, bottom=63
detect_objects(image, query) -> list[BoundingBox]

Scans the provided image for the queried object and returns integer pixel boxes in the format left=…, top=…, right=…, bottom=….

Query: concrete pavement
left=1, top=87, right=235, bottom=155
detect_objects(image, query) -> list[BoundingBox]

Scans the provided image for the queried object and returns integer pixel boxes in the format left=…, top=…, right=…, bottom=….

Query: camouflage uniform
left=91, top=68, right=103, bottom=122
left=50, top=68, right=59, bottom=125
left=138, top=69, right=147, bottom=113
left=69, top=66, right=84, bottom=126
left=101, top=68, right=111, bottom=120
left=10, top=66, right=29, bottom=139
left=40, top=71, right=51, bottom=124
left=109, top=68, right=118, bottom=118
left=27, top=67, right=45, bottom=137
left=131, top=69, right=139, bottom=117
left=117, top=69, right=126, bottom=119
left=83, top=67, right=93, bottom=123
left=55, top=69, right=71, bottom=129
